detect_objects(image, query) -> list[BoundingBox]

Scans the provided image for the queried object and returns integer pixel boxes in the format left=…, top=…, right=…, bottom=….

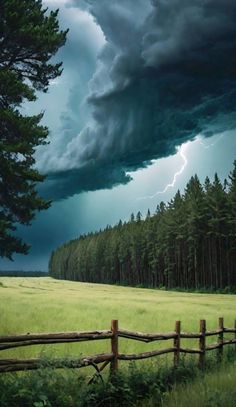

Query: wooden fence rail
left=1, top=317, right=236, bottom=374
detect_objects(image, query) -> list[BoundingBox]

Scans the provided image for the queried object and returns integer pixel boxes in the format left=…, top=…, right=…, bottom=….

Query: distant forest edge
left=49, top=161, right=236, bottom=291
left=0, top=271, right=48, bottom=277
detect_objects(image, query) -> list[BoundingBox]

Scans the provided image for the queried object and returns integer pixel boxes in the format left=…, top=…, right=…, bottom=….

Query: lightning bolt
left=137, top=134, right=223, bottom=201
left=137, top=143, right=188, bottom=200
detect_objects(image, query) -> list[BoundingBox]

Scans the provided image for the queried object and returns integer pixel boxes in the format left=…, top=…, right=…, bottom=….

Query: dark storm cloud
left=36, top=1, right=104, bottom=166
left=40, top=0, right=236, bottom=199
left=40, top=164, right=131, bottom=200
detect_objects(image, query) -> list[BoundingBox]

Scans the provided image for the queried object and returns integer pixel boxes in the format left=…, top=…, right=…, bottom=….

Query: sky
left=1, top=0, right=236, bottom=271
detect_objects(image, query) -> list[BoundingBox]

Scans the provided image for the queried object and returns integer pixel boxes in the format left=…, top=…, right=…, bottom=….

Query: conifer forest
left=49, top=162, right=236, bottom=291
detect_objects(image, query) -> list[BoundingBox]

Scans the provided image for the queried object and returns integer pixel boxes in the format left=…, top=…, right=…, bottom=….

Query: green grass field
left=1, top=276, right=236, bottom=366
left=161, top=361, right=236, bottom=407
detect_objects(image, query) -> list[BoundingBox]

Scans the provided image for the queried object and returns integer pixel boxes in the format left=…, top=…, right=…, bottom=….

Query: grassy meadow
left=1, top=276, right=236, bottom=366
left=161, top=360, right=236, bottom=407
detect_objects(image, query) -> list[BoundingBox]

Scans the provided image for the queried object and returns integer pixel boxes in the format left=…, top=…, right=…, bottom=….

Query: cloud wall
left=39, top=0, right=236, bottom=199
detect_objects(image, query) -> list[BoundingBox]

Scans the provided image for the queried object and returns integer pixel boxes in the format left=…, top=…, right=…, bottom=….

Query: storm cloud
left=39, top=0, right=236, bottom=199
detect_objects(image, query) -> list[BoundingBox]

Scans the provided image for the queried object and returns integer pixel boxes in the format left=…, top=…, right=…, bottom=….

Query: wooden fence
left=1, top=318, right=236, bottom=374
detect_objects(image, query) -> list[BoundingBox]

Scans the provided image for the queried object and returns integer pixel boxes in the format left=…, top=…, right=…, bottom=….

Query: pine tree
left=0, top=0, right=68, bottom=258
left=49, top=161, right=236, bottom=291
left=184, top=175, right=206, bottom=288
left=205, top=174, right=229, bottom=288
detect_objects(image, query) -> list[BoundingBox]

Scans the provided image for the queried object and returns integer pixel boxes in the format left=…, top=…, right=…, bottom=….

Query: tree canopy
left=0, top=0, right=68, bottom=258
left=49, top=162, right=236, bottom=291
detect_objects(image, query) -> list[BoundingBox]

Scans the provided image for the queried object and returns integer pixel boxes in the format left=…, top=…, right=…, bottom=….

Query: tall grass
left=1, top=277, right=236, bottom=406
left=1, top=276, right=236, bottom=363
left=162, top=360, right=236, bottom=407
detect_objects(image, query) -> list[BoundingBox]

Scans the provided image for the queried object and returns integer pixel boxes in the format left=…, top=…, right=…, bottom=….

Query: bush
left=0, top=350, right=235, bottom=407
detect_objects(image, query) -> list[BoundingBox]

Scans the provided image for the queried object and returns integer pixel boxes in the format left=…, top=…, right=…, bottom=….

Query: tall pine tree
left=0, top=0, right=68, bottom=258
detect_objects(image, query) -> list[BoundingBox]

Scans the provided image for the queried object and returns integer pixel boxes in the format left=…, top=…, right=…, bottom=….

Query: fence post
left=199, top=319, right=206, bottom=369
left=173, top=320, right=181, bottom=368
left=110, top=320, right=119, bottom=374
left=218, top=317, right=224, bottom=363
left=235, top=320, right=236, bottom=353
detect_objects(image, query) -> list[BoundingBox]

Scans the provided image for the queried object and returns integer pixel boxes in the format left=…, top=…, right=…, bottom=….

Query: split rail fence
left=0, top=317, right=236, bottom=374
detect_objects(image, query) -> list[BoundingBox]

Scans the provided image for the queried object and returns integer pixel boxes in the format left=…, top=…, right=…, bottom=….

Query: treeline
left=0, top=270, right=48, bottom=277
left=49, top=162, right=236, bottom=290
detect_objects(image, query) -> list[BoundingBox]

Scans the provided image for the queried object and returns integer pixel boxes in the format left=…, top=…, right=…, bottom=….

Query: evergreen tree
left=184, top=175, right=206, bottom=288
left=0, top=0, right=68, bottom=258
left=49, top=162, right=236, bottom=291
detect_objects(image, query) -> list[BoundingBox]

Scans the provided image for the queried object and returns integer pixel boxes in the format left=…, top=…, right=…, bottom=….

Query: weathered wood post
left=110, top=319, right=119, bottom=374
left=173, top=320, right=181, bottom=368
left=235, top=320, right=236, bottom=353
left=199, top=319, right=206, bottom=369
left=218, top=317, right=224, bottom=363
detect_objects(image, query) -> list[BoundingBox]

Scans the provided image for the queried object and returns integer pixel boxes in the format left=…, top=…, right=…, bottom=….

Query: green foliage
left=0, top=362, right=198, bottom=407
left=49, top=162, right=236, bottom=291
left=0, top=0, right=68, bottom=258
left=1, top=351, right=236, bottom=407
left=0, top=0, right=67, bottom=91
left=162, top=358, right=236, bottom=407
